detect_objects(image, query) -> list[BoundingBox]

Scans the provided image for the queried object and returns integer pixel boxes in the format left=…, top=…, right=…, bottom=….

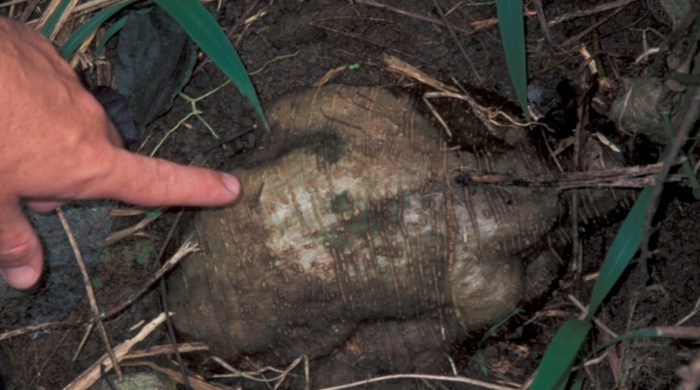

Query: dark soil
left=2, top=0, right=699, bottom=389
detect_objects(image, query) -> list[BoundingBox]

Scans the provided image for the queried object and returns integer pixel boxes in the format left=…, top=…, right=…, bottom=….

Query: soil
left=2, top=0, right=700, bottom=389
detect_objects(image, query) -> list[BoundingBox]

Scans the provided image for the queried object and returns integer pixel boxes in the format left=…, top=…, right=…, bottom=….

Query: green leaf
left=93, top=8, right=152, bottom=57
left=530, top=318, right=592, bottom=390
left=154, top=0, right=269, bottom=131
left=39, top=0, right=72, bottom=38
left=586, top=186, right=656, bottom=317
left=496, top=0, right=531, bottom=122
left=115, top=8, right=198, bottom=130
left=59, top=0, right=138, bottom=59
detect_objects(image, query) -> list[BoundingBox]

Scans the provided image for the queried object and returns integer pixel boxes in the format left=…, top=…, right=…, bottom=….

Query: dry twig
left=547, top=0, right=640, bottom=27
left=354, top=0, right=473, bottom=35
left=63, top=312, right=170, bottom=390
left=429, top=0, right=481, bottom=82
left=455, top=162, right=684, bottom=189
left=57, top=208, right=122, bottom=381
left=95, top=239, right=198, bottom=321
left=316, top=373, right=518, bottom=390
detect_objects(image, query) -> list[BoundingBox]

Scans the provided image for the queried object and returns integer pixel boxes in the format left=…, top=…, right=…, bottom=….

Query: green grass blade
left=59, top=0, right=138, bottom=59
left=588, top=327, right=700, bottom=359
left=530, top=318, right=592, bottom=390
left=39, top=0, right=72, bottom=38
left=586, top=187, right=656, bottom=317
left=495, top=0, right=531, bottom=122
left=570, top=373, right=586, bottom=390
left=662, top=113, right=700, bottom=199
left=476, top=308, right=523, bottom=375
left=93, top=8, right=151, bottom=57
left=154, top=0, right=269, bottom=131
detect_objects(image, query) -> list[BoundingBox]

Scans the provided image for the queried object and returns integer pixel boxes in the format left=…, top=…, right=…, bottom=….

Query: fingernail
left=220, top=173, right=240, bottom=195
left=0, top=265, right=39, bottom=290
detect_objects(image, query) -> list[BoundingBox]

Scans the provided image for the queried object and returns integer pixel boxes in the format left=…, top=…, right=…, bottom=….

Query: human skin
left=0, top=17, right=240, bottom=290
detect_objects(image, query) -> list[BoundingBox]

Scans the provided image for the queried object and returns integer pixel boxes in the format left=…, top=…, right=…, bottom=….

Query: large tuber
left=167, top=85, right=624, bottom=385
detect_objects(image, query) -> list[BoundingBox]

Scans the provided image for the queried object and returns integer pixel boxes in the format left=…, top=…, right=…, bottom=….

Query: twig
left=31, top=329, right=72, bottom=388
left=57, top=208, right=122, bottom=381
left=211, top=355, right=304, bottom=389
left=547, top=0, right=640, bottom=27
left=71, top=0, right=124, bottom=16
left=0, top=0, right=28, bottom=9
left=455, top=162, right=684, bottom=189
left=354, top=0, right=473, bottom=35
left=0, top=320, right=83, bottom=341
left=532, top=0, right=554, bottom=45
left=63, top=312, right=170, bottom=390
left=568, top=295, right=618, bottom=338
left=316, top=373, right=518, bottom=390
left=381, top=53, right=457, bottom=93
left=35, top=0, right=80, bottom=39
left=94, top=239, right=199, bottom=321
left=156, top=209, right=191, bottom=389
left=469, top=11, right=537, bottom=31
left=72, top=323, right=94, bottom=362
left=560, top=5, right=628, bottom=48
left=122, top=342, right=209, bottom=360
left=676, top=295, right=700, bottom=326
left=103, top=214, right=159, bottom=246
left=429, top=0, right=481, bottom=82
left=18, top=0, right=40, bottom=23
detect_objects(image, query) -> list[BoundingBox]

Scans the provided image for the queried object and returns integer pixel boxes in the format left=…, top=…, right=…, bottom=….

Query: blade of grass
left=495, top=0, right=531, bottom=122
left=530, top=318, right=592, bottom=390
left=476, top=308, right=523, bottom=375
left=532, top=184, right=660, bottom=390
left=154, top=0, right=269, bottom=131
left=58, top=0, right=138, bottom=59
left=586, top=186, right=656, bottom=317
left=39, top=0, right=72, bottom=38
left=587, top=326, right=700, bottom=359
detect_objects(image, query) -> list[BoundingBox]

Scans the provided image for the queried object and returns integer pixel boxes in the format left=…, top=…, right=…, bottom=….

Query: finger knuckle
left=0, top=234, right=37, bottom=266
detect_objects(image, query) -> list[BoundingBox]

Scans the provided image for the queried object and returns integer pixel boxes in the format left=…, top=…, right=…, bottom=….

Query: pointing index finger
left=94, top=149, right=240, bottom=208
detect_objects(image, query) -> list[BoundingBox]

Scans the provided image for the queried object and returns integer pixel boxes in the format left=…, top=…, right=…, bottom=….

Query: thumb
left=0, top=201, right=43, bottom=290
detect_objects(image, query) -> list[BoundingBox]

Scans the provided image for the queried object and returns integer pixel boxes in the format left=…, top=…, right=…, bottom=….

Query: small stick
left=93, top=240, right=198, bottom=321
left=430, top=0, right=481, bottom=82
left=0, top=320, right=83, bottom=341
left=559, top=5, right=627, bottom=48
left=546, top=0, right=640, bottom=27
left=354, top=0, right=473, bottom=35
left=63, top=312, right=170, bottom=390
left=315, top=373, right=518, bottom=390
left=18, top=0, right=40, bottom=23
left=455, top=162, right=684, bottom=189
left=122, top=342, right=209, bottom=360
left=35, top=0, right=80, bottom=39
left=532, top=0, right=554, bottom=44
left=57, top=208, right=122, bottom=382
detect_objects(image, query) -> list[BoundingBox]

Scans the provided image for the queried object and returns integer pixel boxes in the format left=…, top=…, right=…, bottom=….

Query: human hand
left=0, top=17, right=240, bottom=290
